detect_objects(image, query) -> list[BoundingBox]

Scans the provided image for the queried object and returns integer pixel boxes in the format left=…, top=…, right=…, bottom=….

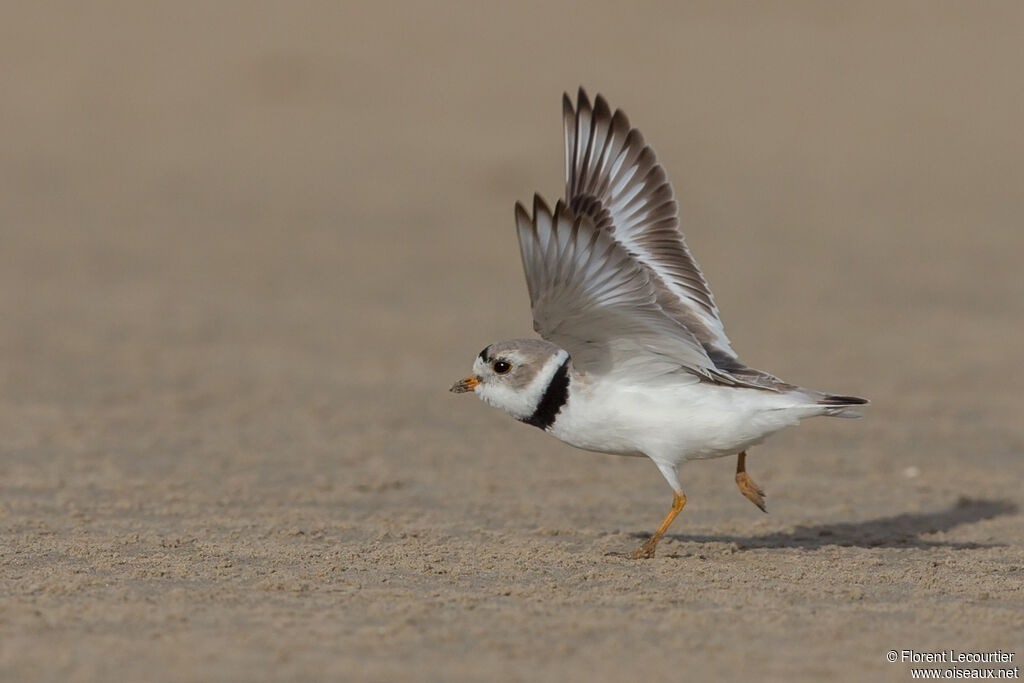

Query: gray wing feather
left=515, top=196, right=745, bottom=384
left=563, top=87, right=736, bottom=360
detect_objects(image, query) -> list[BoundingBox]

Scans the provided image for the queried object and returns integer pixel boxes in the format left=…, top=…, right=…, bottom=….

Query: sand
left=1, top=3, right=1022, bottom=681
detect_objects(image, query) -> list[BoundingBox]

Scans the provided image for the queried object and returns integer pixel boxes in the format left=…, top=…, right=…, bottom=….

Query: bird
left=451, top=88, right=867, bottom=559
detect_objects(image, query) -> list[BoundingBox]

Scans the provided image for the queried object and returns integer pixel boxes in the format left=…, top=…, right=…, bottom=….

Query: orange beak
left=450, top=376, right=480, bottom=393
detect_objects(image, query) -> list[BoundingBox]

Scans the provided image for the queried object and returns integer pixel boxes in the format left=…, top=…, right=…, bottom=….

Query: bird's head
left=451, top=339, right=568, bottom=421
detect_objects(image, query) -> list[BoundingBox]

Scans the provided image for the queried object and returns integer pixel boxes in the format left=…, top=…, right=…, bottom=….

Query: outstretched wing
left=515, top=195, right=744, bottom=384
left=563, top=87, right=737, bottom=364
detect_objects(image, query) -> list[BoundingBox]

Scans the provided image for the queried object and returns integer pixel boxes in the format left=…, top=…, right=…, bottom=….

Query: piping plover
left=451, top=88, right=867, bottom=559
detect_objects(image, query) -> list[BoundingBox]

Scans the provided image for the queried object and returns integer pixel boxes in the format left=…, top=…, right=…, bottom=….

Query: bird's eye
left=492, top=360, right=512, bottom=374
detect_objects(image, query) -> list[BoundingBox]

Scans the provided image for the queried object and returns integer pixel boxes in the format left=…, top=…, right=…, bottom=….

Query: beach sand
left=1, top=3, right=1022, bottom=681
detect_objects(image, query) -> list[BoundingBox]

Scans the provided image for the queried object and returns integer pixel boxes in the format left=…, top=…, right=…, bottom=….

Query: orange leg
left=735, top=451, right=766, bottom=512
left=631, top=491, right=687, bottom=559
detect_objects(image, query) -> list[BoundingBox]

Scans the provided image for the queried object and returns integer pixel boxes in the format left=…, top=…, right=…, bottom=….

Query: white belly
left=547, top=377, right=816, bottom=464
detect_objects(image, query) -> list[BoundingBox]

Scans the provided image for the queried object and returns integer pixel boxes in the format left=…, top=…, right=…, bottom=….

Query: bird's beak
left=450, top=376, right=480, bottom=393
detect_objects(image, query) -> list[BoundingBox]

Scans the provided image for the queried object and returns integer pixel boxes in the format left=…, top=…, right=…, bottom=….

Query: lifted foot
left=735, top=451, right=767, bottom=512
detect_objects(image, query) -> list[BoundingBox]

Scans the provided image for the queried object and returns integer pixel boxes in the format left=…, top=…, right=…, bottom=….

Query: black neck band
left=521, top=356, right=570, bottom=430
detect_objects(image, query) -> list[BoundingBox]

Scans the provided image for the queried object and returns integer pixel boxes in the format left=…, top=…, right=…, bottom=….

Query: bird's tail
left=816, top=393, right=870, bottom=418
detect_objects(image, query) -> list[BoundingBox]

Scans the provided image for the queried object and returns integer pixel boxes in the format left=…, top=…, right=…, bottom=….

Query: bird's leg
left=631, top=491, right=686, bottom=559
left=735, top=450, right=766, bottom=512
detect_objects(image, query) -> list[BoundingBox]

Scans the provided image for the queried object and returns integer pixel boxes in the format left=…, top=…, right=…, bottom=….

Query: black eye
left=492, top=360, right=511, bottom=374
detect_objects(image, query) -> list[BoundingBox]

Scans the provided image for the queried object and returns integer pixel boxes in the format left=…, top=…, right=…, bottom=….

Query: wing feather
left=563, top=87, right=736, bottom=358
left=515, top=196, right=744, bottom=384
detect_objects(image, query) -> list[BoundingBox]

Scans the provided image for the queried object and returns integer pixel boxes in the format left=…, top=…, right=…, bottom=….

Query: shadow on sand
left=650, top=497, right=1018, bottom=552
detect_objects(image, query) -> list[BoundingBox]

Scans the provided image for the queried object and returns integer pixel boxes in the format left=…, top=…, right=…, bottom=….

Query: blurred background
left=1, top=2, right=1022, bottom=681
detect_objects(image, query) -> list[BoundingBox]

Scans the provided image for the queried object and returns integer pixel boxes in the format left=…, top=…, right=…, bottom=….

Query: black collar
left=521, top=356, right=570, bottom=430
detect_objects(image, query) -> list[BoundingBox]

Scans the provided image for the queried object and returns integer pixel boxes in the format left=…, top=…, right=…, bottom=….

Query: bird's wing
left=563, top=87, right=736, bottom=363
left=516, top=196, right=744, bottom=384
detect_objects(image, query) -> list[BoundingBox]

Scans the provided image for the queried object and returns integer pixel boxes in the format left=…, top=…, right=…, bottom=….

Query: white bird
left=451, top=88, right=867, bottom=558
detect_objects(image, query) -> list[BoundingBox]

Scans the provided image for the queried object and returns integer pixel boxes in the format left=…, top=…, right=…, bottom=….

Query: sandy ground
left=1, top=3, right=1023, bottom=681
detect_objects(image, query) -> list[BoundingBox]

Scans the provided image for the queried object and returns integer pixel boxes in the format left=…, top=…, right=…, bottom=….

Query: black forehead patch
left=477, top=347, right=489, bottom=362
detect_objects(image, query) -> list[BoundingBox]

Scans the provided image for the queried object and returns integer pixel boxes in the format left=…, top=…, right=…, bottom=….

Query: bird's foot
left=630, top=536, right=660, bottom=560
left=735, top=470, right=767, bottom=512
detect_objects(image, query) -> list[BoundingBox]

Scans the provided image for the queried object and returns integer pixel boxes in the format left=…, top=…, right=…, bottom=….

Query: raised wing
left=563, top=87, right=737, bottom=363
left=515, top=195, right=744, bottom=384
